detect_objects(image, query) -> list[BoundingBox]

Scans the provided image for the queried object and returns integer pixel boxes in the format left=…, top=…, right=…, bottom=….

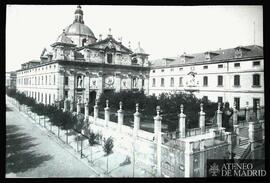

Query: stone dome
left=65, top=22, right=95, bottom=39
left=56, top=30, right=74, bottom=44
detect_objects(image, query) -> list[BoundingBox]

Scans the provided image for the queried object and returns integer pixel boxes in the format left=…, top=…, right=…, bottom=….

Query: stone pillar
left=138, top=75, right=143, bottom=91
left=63, top=98, right=68, bottom=112
left=245, top=102, right=249, bottom=122
left=77, top=99, right=81, bottom=115
left=115, top=72, right=121, bottom=93
left=144, top=75, right=149, bottom=95
left=233, top=102, right=238, bottom=125
left=104, top=100, right=110, bottom=127
left=70, top=96, right=74, bottom=112
left=256, top=101, right=261, bottom=121
left=234, top=125, right=240, bottom=145
left=93, top=99, right=99, bottom=124
left=217, top=102, right=223, bottom=129
left=225, top=132, right=232, bottom=159
left=199, top=103, right=205, bottom=134
left=153, top=106, right=162, bottom=177
left=133, top=103, right=141, bottom=138
left=184, top=141, right=194, bottom=177
left=84, top=98, right=89, bottom=122
left=117, top=101, right=124, bottom=132
left=68, top=71, right=75, bottom=100
left=179, top=104, right=186, bottom=138
left=127, top=73, right=133, bottom=89
left=84, top=73, right=90, bottom=100
left=96, top=71, right=104, bottom=99
left=248, top=122, right=255, bottom=159
left=58, top=71, right=65, bottom=101
left=199, top=139, right=205, bottom=177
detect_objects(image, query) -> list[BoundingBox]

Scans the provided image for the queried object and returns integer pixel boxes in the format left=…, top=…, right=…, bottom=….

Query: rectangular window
left=203, top=65, right=208, bottom=69
left=218, top=75, right=223, bottom=86
left=218, top=97, right=223, bottom=104
left=253, top=98, right=260, bottom=116
left=253, top=61, right=260, bottom=66
left=253, top=74, right=260, bottom=86
left=234, top=75, right=240, bottom=86
left=161, top=78, right=165, bottom=87
left=53, top=75, right=56, bottom=85
left=170, top=77, right=174, bottom=87
left=234, top=97, right=240, bottom=110
left=218, top=64, right=223, bottom=68
left=203, top=76, right=208, bottom=86
left=64, top=76, right=69, bottom=85
left=152, top=78, right=156, bottom=87
left=179, top=77, right=183, bottom=86
left=234, top=63, right=240, bottom=67
left=64, top=90, right=68, bottom=98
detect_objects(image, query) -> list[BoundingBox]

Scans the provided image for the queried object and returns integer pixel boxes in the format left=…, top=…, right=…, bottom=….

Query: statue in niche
left=77, top=76, right=83, bottom=88
left=92, top=80, right=96, bottom=86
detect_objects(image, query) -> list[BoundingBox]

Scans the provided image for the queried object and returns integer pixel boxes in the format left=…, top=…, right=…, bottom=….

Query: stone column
left=138, top=75, right=143, bottom=91
left=153, top=106, right=162, bottom=177
left=117, top=101, right=124, bottom=132
left=84, top=98, right=89, bottom=122
left=199, top=103, right=205, bottom=134
left=115, top=72, right=121, bottom=93
left=63, top=98, right=68, bottom=112
left=248, top=122, right=255, bottom=159
left=84, top=73, right=90, bottom=101
left=93, top=99, right=99, bottom=124
left=245, top=102, right=249, bottom=122
left=104, top=100, right=110, bottom=127
left=127, top=73, right=133, bottom=89
left=234, top=125, right=240, bottom=145
left=144, top=75, right=149, bottom=95
left=133, top=103, right=141, bottom=138
left=184, top=141, right=194, bottom=177
left=233, top=102, right=238, bottom=125
left=70, top=96, right=74, bottom=112
left=225, top=132, right=232, bottom=159
left=77, top=99, right=81, bottom=115
left=96, top=71, right=104, bottom=99
left=217, top=102, right=223, bottom=129
left=256, top=102, right=261, bottom=121
left=199, top=139, right=205, bottom=177
left=179, top=104, right=186, bottom=138
left=68, top=71, right=75, bottom=100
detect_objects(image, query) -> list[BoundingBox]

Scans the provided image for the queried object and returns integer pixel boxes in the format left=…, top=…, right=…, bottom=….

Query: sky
left=6, top=5, right=263, bottom=72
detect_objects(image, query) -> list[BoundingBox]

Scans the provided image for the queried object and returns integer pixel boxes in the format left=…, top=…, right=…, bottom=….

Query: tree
left=103, top=137, right=114, bottom=174
left=88, top=131, right=97, bottom=164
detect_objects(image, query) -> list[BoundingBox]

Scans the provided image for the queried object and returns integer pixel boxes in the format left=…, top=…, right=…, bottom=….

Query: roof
left=150, top=45, right=263, bottom=68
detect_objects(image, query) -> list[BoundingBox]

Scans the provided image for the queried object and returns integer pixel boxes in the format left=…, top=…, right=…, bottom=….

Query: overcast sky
left=6, top=5, right=263, bottom=72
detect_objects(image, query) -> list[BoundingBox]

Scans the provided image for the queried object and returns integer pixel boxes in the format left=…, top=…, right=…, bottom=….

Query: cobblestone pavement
left=6, top=103, right=97, bottom=178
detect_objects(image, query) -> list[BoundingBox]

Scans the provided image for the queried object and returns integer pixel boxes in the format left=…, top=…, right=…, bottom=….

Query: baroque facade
left=148, top=45, right=264, bottom=110
left=16, top=5, right=150, bottom=105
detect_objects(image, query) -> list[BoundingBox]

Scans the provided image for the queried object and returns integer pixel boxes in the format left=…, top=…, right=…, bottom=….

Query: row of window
left=152, top=74, right=261, bottom=87
left=152, top=61, right=261, bottom=73
left=18, top=64, right=57, bottom=75
left=25, top=91, right=56, bottom=105
left=17, top=74, right=56, bottom=86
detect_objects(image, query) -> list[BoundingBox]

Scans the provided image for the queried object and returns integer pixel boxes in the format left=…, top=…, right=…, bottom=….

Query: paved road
left=6, top=102, right=97, bottom=178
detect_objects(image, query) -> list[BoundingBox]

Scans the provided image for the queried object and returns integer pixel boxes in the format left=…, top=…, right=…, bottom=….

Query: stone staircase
left=233, top=137, right=250, bottom=160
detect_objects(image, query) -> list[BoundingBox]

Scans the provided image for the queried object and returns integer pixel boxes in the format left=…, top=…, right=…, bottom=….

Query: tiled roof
left=150, top=45, right=263, bottom=68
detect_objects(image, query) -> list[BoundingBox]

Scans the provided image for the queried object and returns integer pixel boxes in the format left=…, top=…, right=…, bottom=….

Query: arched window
left=234, top=75, right=240, bottom=86
left=253, top=74, right=260, bottom=86
left=132, top=58, right=138, bottom=65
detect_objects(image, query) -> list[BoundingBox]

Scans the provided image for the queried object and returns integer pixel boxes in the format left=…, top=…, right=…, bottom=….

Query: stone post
left=104, top=100, right=110, bottom=127
left=245, top=102, right=249, bottom=122
left=199, top=103, right=205, bottom=134
left=84, top=98, right=89, bottom=122
left=179, top=104, right=186, bottom=138
left=184, top=141, right=194, bottom=177
left=93, top=99, right=99, bottom=124
left=234, top=125, right=240, bottom=145
left=217, top=102, right=223, bottom=129
left=117, top=101, right=124, bottom=132
left=233, top=102, right=238, bottom=125
left=256, top=101, right=261, bottom=121
left=63, top=98, right=68, bottom=112
left=199, top=139, right=205, bottom=177
left=70, top=96, right=74, bottom=113
left=154, top=106, right=162, bottom=176
left=77, top=99, right=81, bottom=115
left=248, top=122, right=255, bottom=159
left=225, top=132, right=232, bottom=159
left=96, top=71, right=104, bottom=100
left=133, top=103, right=141, bottom=138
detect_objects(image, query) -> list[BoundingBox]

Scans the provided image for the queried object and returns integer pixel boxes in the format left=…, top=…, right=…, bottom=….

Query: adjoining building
left=148, top=45, right=264, bottom=110
left=6, top=71, right=17, bottom=89
left=16, top=5, right=150, bottom=105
